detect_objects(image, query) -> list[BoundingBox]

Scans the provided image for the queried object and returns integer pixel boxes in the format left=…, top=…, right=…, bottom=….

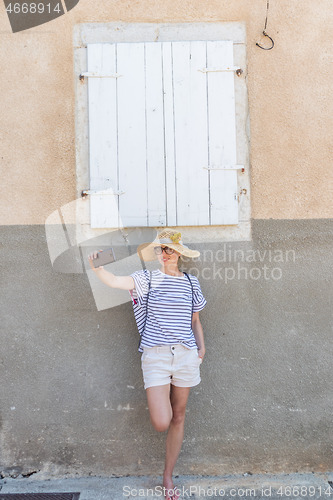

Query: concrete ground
left=0, top=473, right=333, bottom=500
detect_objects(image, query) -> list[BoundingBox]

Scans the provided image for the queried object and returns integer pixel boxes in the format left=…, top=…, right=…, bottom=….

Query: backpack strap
left=138, top=270, right=152, bottom=350
left=183, top=272, right=194, bottom=317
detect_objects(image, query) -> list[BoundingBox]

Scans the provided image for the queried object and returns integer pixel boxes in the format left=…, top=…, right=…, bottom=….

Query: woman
left=88, top=228, right=206, bottom=500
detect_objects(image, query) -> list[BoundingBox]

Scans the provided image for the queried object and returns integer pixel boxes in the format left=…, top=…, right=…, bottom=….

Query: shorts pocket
left=196, top=350, right=203, bottom=364
left=141, top=348, right=154, bottom=363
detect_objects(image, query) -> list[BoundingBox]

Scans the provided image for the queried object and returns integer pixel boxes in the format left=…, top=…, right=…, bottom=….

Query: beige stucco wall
left=1, top=1, right=332, bottom=477
left=1, top=0, right=332, bottom=224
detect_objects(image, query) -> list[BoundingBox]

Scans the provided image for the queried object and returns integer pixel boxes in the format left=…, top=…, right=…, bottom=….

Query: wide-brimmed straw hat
left=137, top=228, right=200, bottom=261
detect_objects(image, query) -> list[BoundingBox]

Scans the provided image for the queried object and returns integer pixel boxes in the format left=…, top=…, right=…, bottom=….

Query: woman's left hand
left=198, top=347, right=205, bottom=361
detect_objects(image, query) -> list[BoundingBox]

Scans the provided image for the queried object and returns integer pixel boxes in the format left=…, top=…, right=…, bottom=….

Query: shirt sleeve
left=191, top=275, right=207, bottom=312
left=129, top=269, right=150, bottom=307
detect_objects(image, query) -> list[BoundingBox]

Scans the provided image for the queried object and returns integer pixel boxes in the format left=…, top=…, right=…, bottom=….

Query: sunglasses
left=153, top=246, right=175, bottom=255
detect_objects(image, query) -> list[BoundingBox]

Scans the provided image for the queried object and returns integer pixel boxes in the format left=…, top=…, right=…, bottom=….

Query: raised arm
left=88, top=251, right=135, bottom=290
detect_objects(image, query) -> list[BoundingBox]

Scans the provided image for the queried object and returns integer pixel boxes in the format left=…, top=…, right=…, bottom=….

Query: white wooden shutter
left=206, top=41, right=239, bottom=225
left=87, top=40, right=239, bottom=228
left=87, top=44, right=119, bottom=228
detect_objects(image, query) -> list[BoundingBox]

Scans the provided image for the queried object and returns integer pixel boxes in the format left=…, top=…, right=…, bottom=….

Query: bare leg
left=163, top=385, right=191, bottom=496
left=145, top=384, right=191, bottom=499
left=146, top=384, right=172, bottom=432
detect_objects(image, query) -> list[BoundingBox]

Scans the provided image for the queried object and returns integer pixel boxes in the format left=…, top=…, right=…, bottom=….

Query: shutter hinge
left=204, top=165, right=245, bottom=172
left=79, top=72, right=123, bottom=81
left=198, top=67, right=243, bottom=76
left=81, top=189, right=125, bottom=198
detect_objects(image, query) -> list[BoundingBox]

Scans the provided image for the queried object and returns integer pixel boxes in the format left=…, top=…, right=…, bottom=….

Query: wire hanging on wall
left=256, top=0, right=275, bottom=50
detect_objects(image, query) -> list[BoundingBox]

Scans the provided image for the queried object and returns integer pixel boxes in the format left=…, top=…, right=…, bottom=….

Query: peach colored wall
left=1, top=0, right=332, bottom=224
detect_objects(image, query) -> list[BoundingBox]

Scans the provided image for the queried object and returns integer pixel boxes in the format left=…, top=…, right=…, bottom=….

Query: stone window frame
left=73, top=22, right=251, bottom=244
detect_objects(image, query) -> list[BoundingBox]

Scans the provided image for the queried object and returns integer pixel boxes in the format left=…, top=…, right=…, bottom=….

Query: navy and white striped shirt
left=129, top=269, right=206, bottom=352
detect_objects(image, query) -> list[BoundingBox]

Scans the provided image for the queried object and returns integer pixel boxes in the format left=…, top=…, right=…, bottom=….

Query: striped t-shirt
left=129, top=269, right=206, bottom=352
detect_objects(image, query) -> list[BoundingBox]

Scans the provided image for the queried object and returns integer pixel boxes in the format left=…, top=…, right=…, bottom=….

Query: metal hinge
left=79, top=72, right=123, bottom=81
left=198, top=67, right=243, bottom=76
left=81, top=188, right=125, bottom=198
left=204, top=165, right=245, bottom=172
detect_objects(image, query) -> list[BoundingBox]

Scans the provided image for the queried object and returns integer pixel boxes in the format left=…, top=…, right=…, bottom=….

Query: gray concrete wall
left=1, top=219, right=332, bottom=477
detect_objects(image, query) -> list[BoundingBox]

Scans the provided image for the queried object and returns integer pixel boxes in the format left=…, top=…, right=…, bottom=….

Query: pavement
left=1, top=473, right=333, bottom=500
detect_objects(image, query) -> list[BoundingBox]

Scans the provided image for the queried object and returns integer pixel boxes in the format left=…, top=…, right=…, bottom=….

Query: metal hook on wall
left=256, top=0, right=275, bottom=50
left=256, top=30, right=275, bottom=50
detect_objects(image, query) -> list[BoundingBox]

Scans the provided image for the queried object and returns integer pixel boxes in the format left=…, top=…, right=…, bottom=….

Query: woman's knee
left=171, top=410, right=186, bottom=426
left=151, top=415, right=172, bottom=432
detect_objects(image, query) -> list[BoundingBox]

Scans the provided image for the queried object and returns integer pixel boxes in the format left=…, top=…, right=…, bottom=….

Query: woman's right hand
left=87, top=253, right=134, bottom=290
left=88, top=249, right=104, bottom=271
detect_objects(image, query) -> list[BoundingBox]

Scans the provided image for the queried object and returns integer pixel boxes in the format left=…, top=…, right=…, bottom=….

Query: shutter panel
left=207, top=41, right=238, bottom=224
left=116, top=42, right=148, bottom=227
left=145, top=42, right=167, bottom=226
left=162, top=42, right=177, bottom=227
left=87, top=40, right=238, bottom=228
left=87, top=44, right=119, bottom=228
left=172, top=41, right=210, bottom=225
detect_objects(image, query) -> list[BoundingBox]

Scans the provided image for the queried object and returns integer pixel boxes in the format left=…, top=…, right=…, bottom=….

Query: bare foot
left=163, top=473, right=176, bottom=500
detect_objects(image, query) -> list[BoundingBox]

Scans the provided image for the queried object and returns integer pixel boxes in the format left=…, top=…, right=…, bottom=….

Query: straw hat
left=137, top=228, right=200, bottom=261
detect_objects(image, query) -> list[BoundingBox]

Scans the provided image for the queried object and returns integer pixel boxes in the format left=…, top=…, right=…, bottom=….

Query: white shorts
left=141, top=344, right=202, bottom=389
